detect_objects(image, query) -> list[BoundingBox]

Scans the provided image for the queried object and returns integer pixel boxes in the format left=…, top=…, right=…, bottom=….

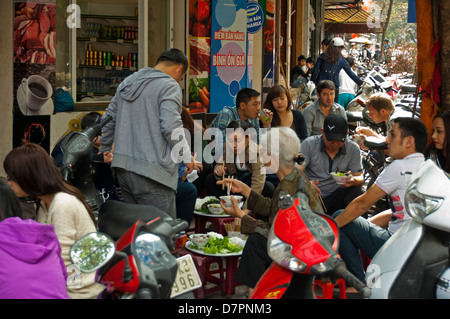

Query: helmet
left=332, top=37, right=344, bottom=47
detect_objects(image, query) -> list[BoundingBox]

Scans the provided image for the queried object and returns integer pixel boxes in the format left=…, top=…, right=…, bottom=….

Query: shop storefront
left=11, top=0, right=183, bottom=154
left=2, top=0, right=270, bottom=171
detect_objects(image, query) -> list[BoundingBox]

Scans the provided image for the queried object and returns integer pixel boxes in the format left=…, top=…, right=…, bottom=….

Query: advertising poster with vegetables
left=188, top=0, right=211, bottom=114
left=209, top=0, right=248, bottom=114
left=13, top=1, right=56, bottom=152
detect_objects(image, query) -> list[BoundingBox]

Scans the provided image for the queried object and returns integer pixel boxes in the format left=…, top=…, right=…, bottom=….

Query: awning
left=324, top=6, right=383, bottom=33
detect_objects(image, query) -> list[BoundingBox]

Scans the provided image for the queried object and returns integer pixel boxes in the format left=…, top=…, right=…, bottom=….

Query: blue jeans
left=176, top=182, right=197, bottom=225
left=332, top=209, right=391, bottom=283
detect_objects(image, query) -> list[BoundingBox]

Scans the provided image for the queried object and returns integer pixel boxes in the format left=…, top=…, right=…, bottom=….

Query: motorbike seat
left=401, top=84, right=416, bottom=94
left=346, top=111, right=363, bottom=122
left=364, top=136, right=388, bottom=150
left=98, top=200, right=172, bottom=241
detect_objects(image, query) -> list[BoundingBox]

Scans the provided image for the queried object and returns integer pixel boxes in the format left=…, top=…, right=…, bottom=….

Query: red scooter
left=70, top=200, right=201, bottom=299
left=251, top=177, right=371, bottom=299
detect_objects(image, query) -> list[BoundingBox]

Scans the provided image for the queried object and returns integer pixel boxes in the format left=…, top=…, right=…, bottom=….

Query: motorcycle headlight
left=267, top=224, right=307, bottom=273
left=405, top=180, right=444, bottom=222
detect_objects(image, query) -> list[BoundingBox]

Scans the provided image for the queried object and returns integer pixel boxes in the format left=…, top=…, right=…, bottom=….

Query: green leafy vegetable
left=203, top=236, right=243, bottom=254
left=191, top=236, right=243, bottom=254
left=197, top=198, right=220, bottom=213
left=334, top=169, right=349, bottom=176
left=189, top=78, right=199, bottom=102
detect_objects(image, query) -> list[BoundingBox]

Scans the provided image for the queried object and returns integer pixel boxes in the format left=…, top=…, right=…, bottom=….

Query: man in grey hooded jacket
left=100, top=49, right=198, bottom=218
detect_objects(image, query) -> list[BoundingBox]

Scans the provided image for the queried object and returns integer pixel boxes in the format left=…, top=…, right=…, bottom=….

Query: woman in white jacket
left=4, top=143, right=105, bottom=299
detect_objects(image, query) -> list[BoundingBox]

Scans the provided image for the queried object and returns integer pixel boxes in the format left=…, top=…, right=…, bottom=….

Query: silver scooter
left=366, top=160, right=450, bottom=299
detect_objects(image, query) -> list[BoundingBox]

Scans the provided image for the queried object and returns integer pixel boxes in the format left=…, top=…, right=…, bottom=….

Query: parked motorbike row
left=59, top=90, right=449, bottom=299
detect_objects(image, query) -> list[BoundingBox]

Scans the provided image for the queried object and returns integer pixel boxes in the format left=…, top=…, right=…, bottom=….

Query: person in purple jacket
left=0, top=180, right=69, bottom=299
left=311, top=37, right=363, bottom=102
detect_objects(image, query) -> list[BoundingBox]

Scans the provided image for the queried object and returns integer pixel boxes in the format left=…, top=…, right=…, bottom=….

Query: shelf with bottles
left=79, top=43, right=138, bottom=70
left=81, top=14, right=138, bottom=21
left=76, top=69, right=136, bottom=101
left=77, top=37, right=138, bottom=45
left=78, top=20, right=139, bottom=43
left=78, top=65, right=138, bottom=72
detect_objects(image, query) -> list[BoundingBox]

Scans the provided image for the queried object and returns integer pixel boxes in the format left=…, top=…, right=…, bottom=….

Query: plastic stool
left=360, top=251, right=371, bottom=270
left=223, top=255, right=241, bottom=295
left=313, top=278, right=347, bottom=299
left=194, top=214, right=236, bottom=236
left=179, top=249, right=225, bottom=299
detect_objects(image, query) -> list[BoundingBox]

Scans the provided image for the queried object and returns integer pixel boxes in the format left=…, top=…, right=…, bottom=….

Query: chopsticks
left=222, top=174, right=234, bottom=193
left=224, top=219, right=241, bottom=233
left=226, top=176, right=233, bottom=196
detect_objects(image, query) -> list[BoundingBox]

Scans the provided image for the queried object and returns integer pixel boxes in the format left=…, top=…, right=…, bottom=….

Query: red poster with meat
left=188, top=0, right=211, bottom=114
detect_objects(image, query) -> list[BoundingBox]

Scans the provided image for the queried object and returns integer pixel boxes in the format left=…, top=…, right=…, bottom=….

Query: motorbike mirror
left=70, top=232, right=115, bottom=273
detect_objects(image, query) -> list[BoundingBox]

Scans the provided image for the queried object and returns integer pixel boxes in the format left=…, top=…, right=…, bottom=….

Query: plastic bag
left=55, top=88, right=74, bottom=112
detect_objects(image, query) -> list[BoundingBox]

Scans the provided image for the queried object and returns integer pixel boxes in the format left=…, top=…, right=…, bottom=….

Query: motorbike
left=250, top=176, right=371, bottom=299
left=54, top=114, right=116, bottom=217
left=366, top=159, right=450, bottom=299
left=347, top=69, right=399, bottom=117
left=69, top=210, right=201, bottom=299
left=295, top=80, right=317, bottom=111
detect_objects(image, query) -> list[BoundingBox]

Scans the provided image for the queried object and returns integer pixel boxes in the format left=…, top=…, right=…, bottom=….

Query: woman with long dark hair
left=263, top=84, right=308, bottom=142
left=425, top=110, right=450, bottom=172
left=311, top=37, right=363, bottom=101
left=4, top=143, right=105, bottom=299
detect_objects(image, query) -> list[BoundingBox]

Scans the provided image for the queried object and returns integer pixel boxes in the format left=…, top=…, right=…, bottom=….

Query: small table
left=184, top=241, right=242, bottom=297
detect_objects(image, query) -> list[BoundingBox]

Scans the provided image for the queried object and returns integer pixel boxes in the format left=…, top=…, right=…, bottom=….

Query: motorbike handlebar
left=168, top=218, right=189, bottom=235
left=60, top=165, right=72, bottom=182
left=99, top=114, right=112, bottom=127
left=332, top=259, right=371, bottom=298
left=314, top=255, right=371, bottom=298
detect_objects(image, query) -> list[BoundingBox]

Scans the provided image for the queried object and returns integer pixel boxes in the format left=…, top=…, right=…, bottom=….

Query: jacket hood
left=117, top=67, right=173, bottom=102
left=0, top=217, right=61, bottom=264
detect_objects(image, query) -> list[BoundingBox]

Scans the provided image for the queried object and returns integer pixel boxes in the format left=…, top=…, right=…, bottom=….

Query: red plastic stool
left=222, top=255, right=241, bottom=295
left=313, top=278, right=347, bottom=299
left=194, top=214, right=236, bottom=236
left=179, top=249, right=225, bottom=299
left=360, top=251, right=371, bottom=270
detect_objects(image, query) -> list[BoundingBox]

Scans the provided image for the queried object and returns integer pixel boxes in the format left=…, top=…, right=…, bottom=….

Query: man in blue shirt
left=209, top=88, right=271, bottom=144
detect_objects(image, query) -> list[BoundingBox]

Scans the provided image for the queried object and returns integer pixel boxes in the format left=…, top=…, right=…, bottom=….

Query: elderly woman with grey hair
left=218, top=127, right=324, bottom=297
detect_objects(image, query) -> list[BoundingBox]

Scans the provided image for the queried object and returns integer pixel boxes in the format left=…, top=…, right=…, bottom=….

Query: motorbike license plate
left=170, top=254, right=202, bottom=298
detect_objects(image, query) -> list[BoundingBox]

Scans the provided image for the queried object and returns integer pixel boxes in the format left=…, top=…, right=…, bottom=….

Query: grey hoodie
left=100, top=67, right=191, bottom=191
